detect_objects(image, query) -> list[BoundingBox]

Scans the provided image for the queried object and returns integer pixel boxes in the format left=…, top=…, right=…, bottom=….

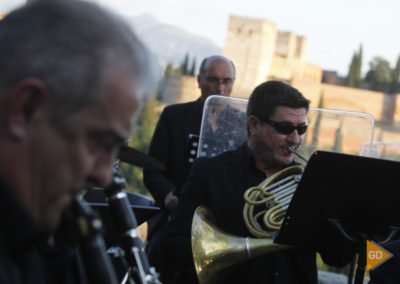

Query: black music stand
left=276, top=151, right=400, bottom=284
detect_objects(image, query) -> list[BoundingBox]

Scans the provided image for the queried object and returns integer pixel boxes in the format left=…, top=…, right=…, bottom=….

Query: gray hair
left=0, top=0, right=157, bottom=120
left=198, top=55, right=236, bottom=77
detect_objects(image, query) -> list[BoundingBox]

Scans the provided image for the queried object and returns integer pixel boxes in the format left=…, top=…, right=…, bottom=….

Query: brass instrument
left=191, top=147, right=307, bottom=283
left=191, top=206, right=292, bottom=284
left=244, top=146, right=306, bottom=238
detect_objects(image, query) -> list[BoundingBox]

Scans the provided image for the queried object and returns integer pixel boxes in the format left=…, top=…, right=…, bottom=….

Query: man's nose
left=87, top=152, right=116, bottom=187
left=215, top=80, right=228, bottom=95
left=287, top=129, right=302, bottom=145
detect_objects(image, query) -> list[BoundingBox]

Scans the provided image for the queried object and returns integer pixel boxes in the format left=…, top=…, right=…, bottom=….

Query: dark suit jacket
left=161, top=144, right=318, bottom=284
left=143, top=99, right=204, bottom=206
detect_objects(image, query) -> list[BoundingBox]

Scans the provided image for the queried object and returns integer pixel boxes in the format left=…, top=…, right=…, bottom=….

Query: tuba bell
left=191, top=147, right=308, bottom=283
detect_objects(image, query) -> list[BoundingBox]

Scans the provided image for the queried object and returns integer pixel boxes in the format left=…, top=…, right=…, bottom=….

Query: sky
left=1, top=0, right=400, bottom=76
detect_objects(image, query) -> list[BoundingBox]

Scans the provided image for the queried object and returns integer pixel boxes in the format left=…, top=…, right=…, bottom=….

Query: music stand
left=276, top=151, right=400, bottom=284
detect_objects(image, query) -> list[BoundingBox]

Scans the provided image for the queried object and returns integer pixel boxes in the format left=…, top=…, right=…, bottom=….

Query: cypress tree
left=354, top=45, right=363, bottom=87
left=180, top=53, right=190, bottom=75
left=390, top=55, right=400, bottom=93
left=347, top=53, right=357, bottom=87
left=346, top=45, right=363, bottom=88
left=190, top=57, right=197, bottom=76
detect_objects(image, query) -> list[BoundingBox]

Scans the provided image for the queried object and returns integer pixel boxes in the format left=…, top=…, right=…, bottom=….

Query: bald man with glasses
left=144, top=55, right=246, bottom=282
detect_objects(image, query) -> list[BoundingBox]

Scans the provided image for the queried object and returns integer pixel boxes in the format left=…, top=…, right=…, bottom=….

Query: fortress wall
left=161, top=75, right=400, bottom=143
left=269, top=56, right=294, bottom=81
left=178, top=76, right=200, bottom=103
left=292, top=80, right=386, bottom=120
left=161, top=75, right=200, bottom=104
left=160, top=75, right=182, bottom=105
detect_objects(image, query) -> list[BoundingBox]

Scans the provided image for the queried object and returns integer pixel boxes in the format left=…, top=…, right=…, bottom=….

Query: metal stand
left=329, top=219, right=400, bottom=284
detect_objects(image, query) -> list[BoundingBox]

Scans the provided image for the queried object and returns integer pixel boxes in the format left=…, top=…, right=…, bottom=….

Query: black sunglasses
left=265, top=119, right=308, bottom=135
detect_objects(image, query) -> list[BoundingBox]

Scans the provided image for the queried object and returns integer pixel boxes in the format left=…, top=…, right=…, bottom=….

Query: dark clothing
left=369, top=240, right=400, bottom=284
left=0, top=181, right=89, bottom=284
left=144, top=98, right=247, bottom=282
left=143, top=98, right=247, bottom=206
left=0, top=180, right=50, bottom=284
left=143, top=98, right=204, bottom=205
left=161, top=144, right=318, bottom=284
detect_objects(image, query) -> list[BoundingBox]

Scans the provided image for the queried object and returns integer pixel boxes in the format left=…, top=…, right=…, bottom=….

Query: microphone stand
left=104, top=165, right=161, bottom=284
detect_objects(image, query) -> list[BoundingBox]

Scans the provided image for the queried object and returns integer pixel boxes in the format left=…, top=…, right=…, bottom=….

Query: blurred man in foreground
left=0, top=0, right=154, bottom=282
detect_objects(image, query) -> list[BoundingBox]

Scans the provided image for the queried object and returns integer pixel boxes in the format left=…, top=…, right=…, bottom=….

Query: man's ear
left=247, top=115, right=260, bottom=136
left=5, top=78, right=48, bottom=140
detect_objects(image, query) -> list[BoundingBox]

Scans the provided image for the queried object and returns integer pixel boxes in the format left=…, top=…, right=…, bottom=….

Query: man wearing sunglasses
left=246, top=82, right=309, bottom=175
left=161, top=81, right=351, bottom=283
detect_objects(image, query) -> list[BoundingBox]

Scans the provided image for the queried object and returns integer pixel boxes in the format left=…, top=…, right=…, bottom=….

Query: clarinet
left=103, top=166, right=161, bottom=284
left=67, top=198, right=119, bottom=284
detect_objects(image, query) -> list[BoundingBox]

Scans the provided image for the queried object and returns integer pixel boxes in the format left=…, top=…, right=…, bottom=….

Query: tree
left=180, top=53, right=190, bottom=75
left=364, top=57, right=392, bottom=92
left=390, top=54, right=400, bottom=93
left=354, top=45, right=363, bottom=86
left=190, top=57, right=197, bottom=76
left=120, top=95, right=160, bottom=195
left=346, top=45, right=363, bottom=87
left=164, top=62, right=175, bottom=77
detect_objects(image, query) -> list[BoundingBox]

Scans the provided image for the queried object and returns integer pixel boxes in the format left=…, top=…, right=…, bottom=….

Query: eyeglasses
left=265, top=119, right=308, bottom=135
left=204, top=76, right=234, bottom=86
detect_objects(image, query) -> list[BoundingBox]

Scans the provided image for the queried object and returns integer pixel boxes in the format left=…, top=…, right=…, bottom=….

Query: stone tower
left=223, top=15, right=321, bottom=98
left=223, top=15, right=277, bottom=98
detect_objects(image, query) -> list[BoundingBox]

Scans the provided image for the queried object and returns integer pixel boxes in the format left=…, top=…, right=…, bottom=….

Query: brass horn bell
left=191, top=206, right=292, bottom=284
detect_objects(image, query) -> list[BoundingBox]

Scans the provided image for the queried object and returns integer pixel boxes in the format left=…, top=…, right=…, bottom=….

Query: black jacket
left=143, top=99, right=204, bottom=206
left=0, top=181, right=50, bottom=284
left=143, top=98, right=247, bottom=206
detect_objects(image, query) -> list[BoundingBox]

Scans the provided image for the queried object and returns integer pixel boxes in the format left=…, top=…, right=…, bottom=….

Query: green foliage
left=345, top=45, right=400, bottom=94
left=180, top=53, right=190, bottom=75
left=390, top=55, right=400, bottom=93
left=120, top=95, right=161, bottom=196
left=346, top=45, right=363, bottom=87
left=164, top=62, right=175, bottom=77
left=365, top=57, right=393, bottom=92
left=190, top=57, right=197, bottom=76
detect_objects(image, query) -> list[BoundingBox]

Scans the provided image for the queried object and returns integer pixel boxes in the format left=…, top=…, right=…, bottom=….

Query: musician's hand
left=164, top=191, right=178, bottom=210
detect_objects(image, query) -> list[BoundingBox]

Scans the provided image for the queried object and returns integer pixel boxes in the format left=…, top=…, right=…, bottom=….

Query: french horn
left=244, top=146, right=307, bottom=238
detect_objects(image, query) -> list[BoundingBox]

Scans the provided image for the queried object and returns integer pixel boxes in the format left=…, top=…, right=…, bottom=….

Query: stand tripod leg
left=347, top=254, right=356, bottom=284
left=354, top=249, right=366, bottom=284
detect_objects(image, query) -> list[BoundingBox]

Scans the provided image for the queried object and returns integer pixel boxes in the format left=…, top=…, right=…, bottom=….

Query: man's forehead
left=205, top=61, right=234, bottom=76
left=272, top=106, right=307, bottom=118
